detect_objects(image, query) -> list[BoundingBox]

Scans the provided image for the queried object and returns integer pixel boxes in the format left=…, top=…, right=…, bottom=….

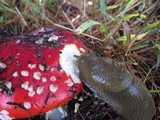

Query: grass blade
left=76, top=20, right=101, bottom=34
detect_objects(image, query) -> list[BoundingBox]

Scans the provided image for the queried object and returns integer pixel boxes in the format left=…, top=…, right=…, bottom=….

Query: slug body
left=78, top=53, right=155, bottom=120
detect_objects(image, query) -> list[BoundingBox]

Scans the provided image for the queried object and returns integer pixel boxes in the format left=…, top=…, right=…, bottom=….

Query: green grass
left=0, top=0, right=58, bottom=33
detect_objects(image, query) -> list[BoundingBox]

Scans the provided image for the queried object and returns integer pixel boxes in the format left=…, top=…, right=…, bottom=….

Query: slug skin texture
left=78, top=53, right=155, bottom=120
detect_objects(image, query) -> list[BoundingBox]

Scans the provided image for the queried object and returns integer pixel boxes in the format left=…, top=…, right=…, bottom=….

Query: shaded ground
left=66, top=87, right=118, bottom=120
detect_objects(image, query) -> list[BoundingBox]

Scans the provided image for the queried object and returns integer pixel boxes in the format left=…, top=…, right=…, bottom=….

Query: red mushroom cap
left=0, top=27, right=86, bottom=119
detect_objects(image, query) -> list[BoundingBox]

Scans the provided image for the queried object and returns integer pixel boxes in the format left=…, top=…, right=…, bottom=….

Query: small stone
left=74, top=103, right=80, bottom=113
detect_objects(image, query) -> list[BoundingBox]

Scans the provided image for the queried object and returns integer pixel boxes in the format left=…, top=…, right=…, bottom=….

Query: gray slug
left=78, top=53, right=155, bottom=120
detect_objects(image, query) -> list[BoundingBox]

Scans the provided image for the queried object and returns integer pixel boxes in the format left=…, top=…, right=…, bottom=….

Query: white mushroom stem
left=59, top=44, right=83, bottom=84
left=46, top=106, right=67, bottom=120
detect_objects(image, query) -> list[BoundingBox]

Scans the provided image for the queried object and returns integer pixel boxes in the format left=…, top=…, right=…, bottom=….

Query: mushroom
left=0, top=27, right=86, bottom=119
